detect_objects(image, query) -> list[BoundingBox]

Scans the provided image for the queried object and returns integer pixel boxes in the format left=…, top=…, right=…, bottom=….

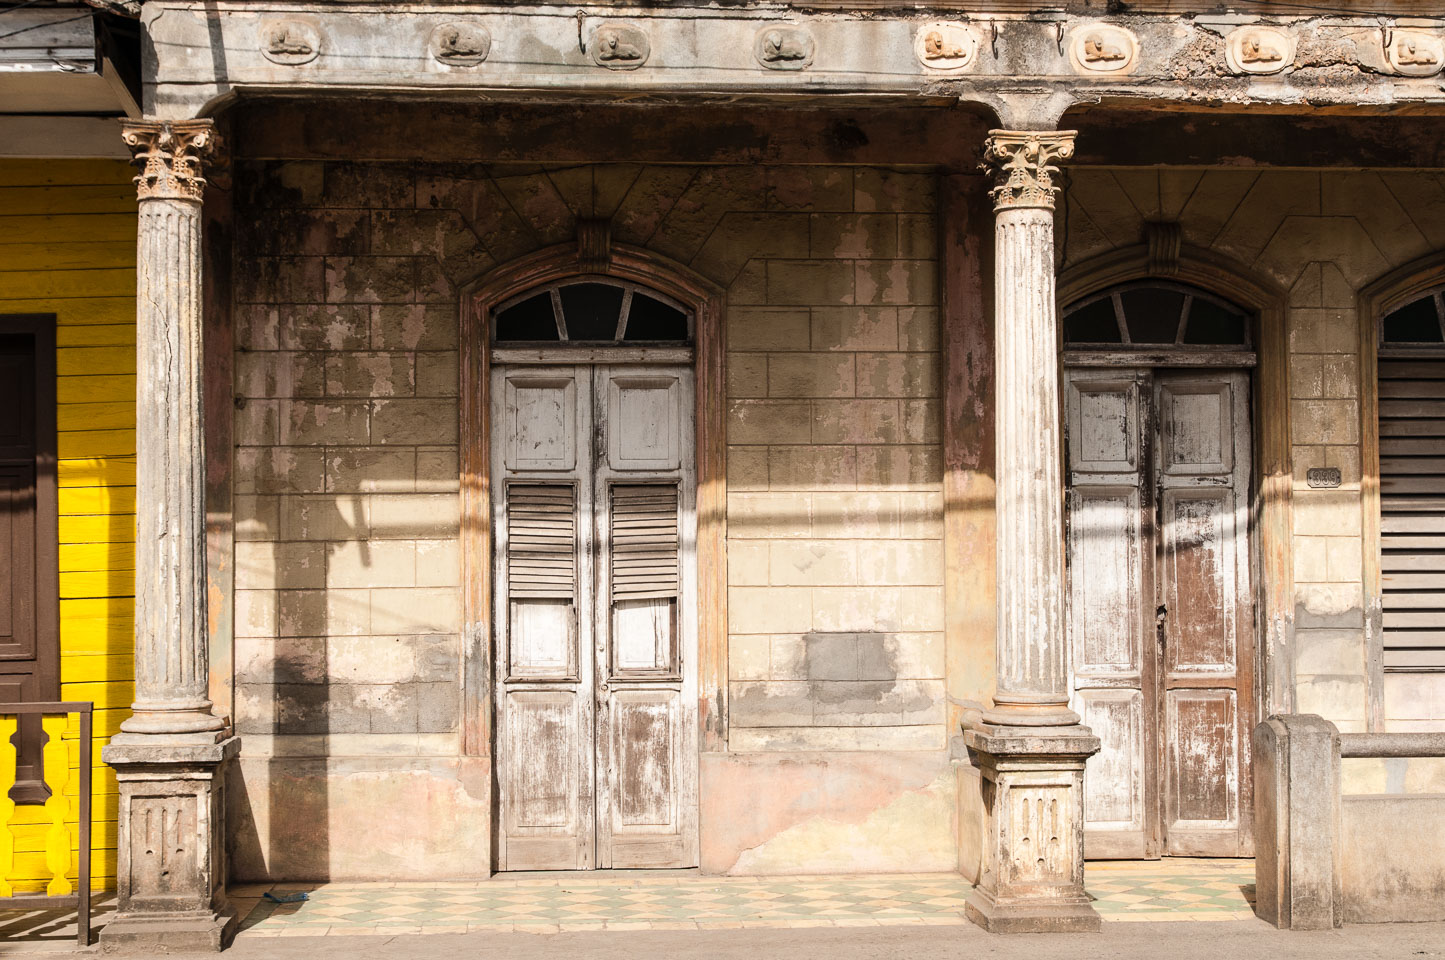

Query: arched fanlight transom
left=1380, top=288, right=1445, bottom=349
left=492, top=277, right=692, bottom=345
left=1063, top=281, right=1249, bottom=351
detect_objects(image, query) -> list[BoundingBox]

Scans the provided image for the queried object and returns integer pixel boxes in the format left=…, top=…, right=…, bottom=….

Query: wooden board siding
left=0, top=159, right=136, bottom=891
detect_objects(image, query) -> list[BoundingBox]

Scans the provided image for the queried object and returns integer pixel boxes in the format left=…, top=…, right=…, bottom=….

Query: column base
left=100, top=906, right=238, bottom=954
left=965, top=884, right=1100, bottom=934
left=101, top=734, right=241, bottom=953
left=962, top=723, right=1101, bottom=934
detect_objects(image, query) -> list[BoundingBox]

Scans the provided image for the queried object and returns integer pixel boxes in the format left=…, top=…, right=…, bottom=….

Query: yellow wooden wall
left=0, top=158, right=137, bottom=892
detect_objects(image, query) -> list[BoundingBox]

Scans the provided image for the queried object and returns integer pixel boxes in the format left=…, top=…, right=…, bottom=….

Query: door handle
left=1155, top=604, right=1167, bottom=652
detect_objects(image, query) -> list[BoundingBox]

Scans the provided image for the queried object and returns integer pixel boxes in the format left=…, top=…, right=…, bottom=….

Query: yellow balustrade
left=42, top=716, right=73, bottom=896
left=0, top=716, right=15, bottom=897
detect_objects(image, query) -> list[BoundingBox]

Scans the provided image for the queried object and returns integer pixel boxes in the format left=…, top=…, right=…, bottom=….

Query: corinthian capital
left=121, top=119, right=219, bottom=203
left=981, top=130, right=1077, bottom=211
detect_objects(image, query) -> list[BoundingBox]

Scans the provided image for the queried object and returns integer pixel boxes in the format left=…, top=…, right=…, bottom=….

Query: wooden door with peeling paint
left=1066, top=367, right=1254, bottom=859
left=492, top=362, right=698, bottom=871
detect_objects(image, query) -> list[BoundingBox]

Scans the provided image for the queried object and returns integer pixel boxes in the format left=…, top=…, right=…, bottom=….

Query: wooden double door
left=1065, top=367, right=1255, bottom=859
left=491, top=362, right=698, bottom=870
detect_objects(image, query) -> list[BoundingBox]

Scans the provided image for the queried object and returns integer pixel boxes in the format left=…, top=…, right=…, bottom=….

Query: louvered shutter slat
left=509, top=484, right=576, bottom=599
left=1379, top=357, right=1445, bottom=672
left=611, top=484, right=679, bottom=601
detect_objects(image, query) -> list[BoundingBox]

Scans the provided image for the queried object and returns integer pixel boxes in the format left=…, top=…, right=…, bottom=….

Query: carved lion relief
left=1388, top=32, right=1444, bottom=77
left=1225, top=26, right=1294, bottom=75
left=259, top=19, right=321, bottom=66
left=914, top=22, right=978, bottom=71
left=755, top=26, right=815, bottom=70
left=1068, top=24, right=1139, bottom=75
left=590, top=23, right=650, bottom=70
left=429, top=22, right=491, bottom=67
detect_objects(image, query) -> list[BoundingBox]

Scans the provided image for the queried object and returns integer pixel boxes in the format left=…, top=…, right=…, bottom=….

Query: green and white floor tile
left=229, top=860, right=1257, bottom=937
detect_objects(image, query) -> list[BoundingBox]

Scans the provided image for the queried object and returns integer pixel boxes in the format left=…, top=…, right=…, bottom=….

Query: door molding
left=460, top=243, right=727, bottom=762
left=1358, top=250, right=1445, bottom=731
left=1060, top=245, right=1292, bottom=726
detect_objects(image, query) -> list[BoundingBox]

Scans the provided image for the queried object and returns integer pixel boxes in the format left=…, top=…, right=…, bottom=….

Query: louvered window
left=610, top=485, right=680, bottom=601
left=609, top=484, right=679, bottom=675
left=1379, top=290, right=1445, bottom=672
left=507, top=484, right=577, bottom=599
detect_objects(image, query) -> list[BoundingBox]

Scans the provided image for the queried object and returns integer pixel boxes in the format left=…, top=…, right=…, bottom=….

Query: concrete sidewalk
left=77, top=919, right=1445, bottom=960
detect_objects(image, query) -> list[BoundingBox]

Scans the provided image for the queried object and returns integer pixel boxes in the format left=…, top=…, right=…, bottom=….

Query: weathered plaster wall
left=1062, top=169, right=1445, bottom=785
left=227, top=154, right=952, bottom=878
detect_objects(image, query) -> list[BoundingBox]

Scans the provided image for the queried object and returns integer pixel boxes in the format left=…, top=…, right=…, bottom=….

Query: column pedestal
left=963, top=727, right=1100, bottom=933
left=100, top=736, right=241, bottom=953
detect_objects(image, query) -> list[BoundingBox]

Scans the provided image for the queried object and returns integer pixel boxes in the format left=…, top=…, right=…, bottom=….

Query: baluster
left=42, top=715, right=72, bottom=897
left=0, top=716, right=15, bottom=897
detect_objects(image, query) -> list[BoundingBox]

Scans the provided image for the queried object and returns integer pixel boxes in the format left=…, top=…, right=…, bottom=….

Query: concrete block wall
left=227, top=160, right=952, bottom=878
left=1064, top=169, right=1445, bottom=758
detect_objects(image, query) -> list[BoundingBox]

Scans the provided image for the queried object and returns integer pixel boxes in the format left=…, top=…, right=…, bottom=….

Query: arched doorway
left=1061, top=280, right=1257, bottom=860
left=460, top=245, right=726, bottom=874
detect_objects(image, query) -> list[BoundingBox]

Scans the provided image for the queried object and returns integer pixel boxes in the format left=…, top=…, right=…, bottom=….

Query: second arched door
left=1062, top=281, right=1256, bottom=860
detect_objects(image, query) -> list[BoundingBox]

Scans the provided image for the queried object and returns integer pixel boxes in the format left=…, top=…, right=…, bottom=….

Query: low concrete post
left=1253, top=714, right=1343, bottom=930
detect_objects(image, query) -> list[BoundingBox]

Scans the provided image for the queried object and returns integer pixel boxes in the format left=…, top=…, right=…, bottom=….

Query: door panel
left=493, top=361, right=696, bottom=871
left=1067, top=366, right=1253, bottom=860
left=1066, top=370, right=1156, bottom=859
left=0, top=324, right=56, bottom=804
left=1160, top=491, right=1235, bottom=673
left=0, top=466, right=38, bottom=661
left=1077, top=690, right=1146, bottom=832
left=1164, top=689, right=1238, bottom=854
left=593, top=364, right=696, bottom=869
left=494, top=366, right=594, bottom=870
left=1156, top=371, right=1252, bottom=857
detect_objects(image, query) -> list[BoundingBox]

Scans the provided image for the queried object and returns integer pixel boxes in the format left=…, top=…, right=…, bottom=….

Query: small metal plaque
left=1306, top=467, right=1342, bottom=489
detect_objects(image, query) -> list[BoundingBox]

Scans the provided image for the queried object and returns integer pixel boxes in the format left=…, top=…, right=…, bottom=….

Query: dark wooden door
left=0, top=318, right=59, bottom=803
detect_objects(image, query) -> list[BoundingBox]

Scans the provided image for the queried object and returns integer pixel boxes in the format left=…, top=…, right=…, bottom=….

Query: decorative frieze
left=1388, top=32, right=1443, bottom=76
left=915, top=22, right=977, bottom=71
left=260, top=19, right=321, bottom=65
left=755, top=25, right=814, bottom=70
left=1226, top=25, right=1294, bottom=75
left=591, top=22, right=649, bottom=69
left=980, top=130, right=1075, bottom=213
left=1069, top=23, right=1138, bottom=75
left=430, top=22, right=491, bottom=66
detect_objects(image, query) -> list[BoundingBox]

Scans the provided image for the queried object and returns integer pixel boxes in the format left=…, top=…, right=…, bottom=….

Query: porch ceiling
left=226, top=98, right=1445, bottom=171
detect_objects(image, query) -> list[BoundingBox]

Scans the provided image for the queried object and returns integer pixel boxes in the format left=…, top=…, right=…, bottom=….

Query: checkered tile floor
left=229, top=860, right=1256, bottom=937
left=1086, top=859, right=1256, bottom=922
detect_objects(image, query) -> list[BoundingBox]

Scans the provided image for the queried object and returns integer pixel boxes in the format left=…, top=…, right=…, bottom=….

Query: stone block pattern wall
left=722, top=170, right=946, bottom=753
left=1063, top=170, right=1445, bottom=775
left=228, top=160, right=949, bottom=878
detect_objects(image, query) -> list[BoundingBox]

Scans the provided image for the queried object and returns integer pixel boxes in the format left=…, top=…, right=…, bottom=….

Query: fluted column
left=960, top=129, right=1099, bottom=935
left=120, top=120, right=224, bottom=736
left=982, top=130, right=1078, bottom=728
left=102, top=119, right=239, bottom=953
